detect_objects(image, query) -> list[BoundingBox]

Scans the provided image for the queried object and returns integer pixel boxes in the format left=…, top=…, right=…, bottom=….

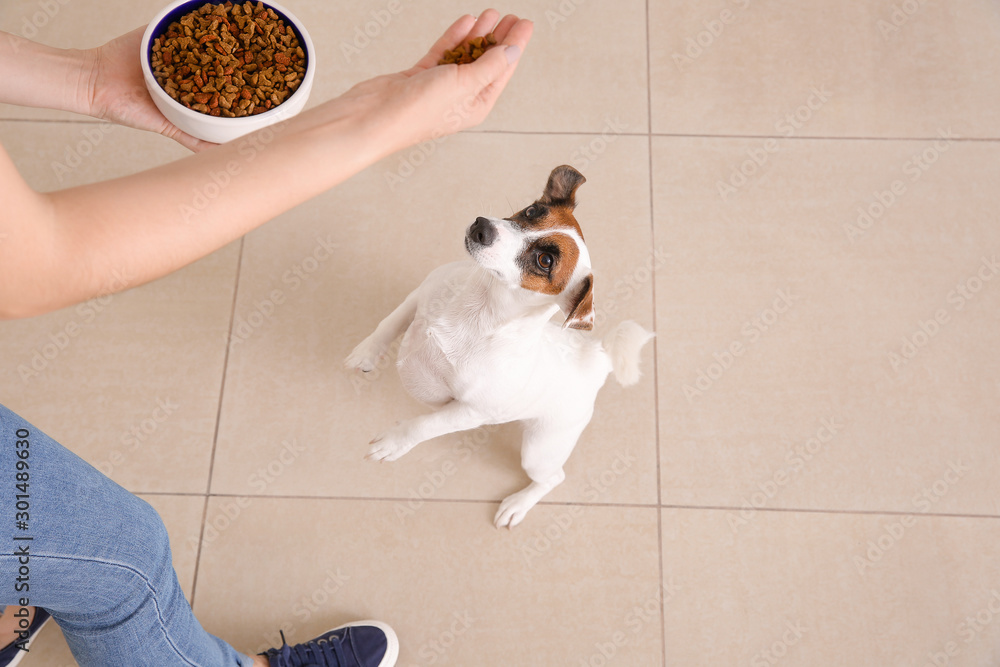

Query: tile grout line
left=3, top=117, right=1000, bottom=143
left=188, top=235, right=246, bottom=608
left=135, top=490, right=1000, bottom=521
left=642, top=2, right=667, bottom=666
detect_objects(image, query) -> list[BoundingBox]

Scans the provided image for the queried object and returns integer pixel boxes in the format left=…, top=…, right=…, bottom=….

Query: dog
left=345, top=165, right=653, bottom=528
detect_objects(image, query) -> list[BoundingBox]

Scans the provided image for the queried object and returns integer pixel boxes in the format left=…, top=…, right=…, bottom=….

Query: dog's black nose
left=468, top=217, right=497, bottom=247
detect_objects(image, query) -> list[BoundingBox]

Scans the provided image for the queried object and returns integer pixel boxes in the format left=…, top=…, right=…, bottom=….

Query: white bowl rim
left=139, top=0, right=316, bottom=127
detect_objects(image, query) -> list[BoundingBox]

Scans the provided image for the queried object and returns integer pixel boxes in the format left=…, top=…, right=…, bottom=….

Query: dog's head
left=464, top=165, right=594, bottom=330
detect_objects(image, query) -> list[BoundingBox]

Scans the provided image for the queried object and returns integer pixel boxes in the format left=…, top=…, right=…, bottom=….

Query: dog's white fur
left=346, top=167, right=652, bottom=527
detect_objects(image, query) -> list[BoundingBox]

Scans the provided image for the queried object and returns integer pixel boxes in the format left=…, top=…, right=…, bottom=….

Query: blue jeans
left=0, top=404, right=255, bottom=666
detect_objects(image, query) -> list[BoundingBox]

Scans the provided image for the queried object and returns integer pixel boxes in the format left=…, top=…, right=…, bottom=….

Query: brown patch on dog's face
left=517, top=233, right=580, bottom=296
left=508, top=203, right=584, bottom=239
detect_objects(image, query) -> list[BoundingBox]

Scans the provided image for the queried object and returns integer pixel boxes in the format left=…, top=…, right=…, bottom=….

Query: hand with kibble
left=338, top=10, right=532, bottom=153
left=84, top=27, right=216, bottom=152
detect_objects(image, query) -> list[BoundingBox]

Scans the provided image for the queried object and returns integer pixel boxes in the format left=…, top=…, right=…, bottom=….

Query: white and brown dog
left=346, top=165, right=653, bottom=527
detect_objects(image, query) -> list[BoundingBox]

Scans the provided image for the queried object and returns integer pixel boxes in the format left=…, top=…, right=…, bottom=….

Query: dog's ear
left=541, top=165, right=586, bottom=208
left=561, top=273, right=595, bottom=330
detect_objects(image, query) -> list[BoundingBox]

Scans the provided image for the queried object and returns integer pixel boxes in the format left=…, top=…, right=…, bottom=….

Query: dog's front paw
left=366, top=426, right=418, bottom=462
left=494, top=489, right=542, bottom=529
left=345, top=336, right=384, bottom=373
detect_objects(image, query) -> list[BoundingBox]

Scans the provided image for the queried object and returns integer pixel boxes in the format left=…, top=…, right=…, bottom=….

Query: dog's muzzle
left=466, top=217, right=497, bottom=247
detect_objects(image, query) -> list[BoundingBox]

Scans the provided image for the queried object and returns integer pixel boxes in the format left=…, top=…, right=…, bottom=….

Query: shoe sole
left=3, top=614, right=51, bottom=667
left=328, top=620, right=398, bottom=667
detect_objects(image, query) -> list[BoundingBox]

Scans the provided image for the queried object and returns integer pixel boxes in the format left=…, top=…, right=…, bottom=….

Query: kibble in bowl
left=140, top=0, right=315, bottom=144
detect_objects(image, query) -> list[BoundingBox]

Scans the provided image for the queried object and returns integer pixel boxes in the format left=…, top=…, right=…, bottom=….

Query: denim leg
left=0, top=404, right=255, bottom=666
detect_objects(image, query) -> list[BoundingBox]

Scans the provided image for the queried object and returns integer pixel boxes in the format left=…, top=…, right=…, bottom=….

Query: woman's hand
left=82, top=27, right=215, bottom=152
left=338, top=11, right=533, bottom=155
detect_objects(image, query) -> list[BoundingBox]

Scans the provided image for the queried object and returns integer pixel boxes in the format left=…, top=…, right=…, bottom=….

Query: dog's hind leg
left=494, top=418, right=588, bottom=529
left=367, top=400, right=490, bottom=462
left=345, top=289, right=419, bottom=372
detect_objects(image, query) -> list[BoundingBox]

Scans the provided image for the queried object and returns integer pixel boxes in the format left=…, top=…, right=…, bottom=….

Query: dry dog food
left=438, top=32, right=497, bottom=65
left=150, top=1, right=306, bottom=117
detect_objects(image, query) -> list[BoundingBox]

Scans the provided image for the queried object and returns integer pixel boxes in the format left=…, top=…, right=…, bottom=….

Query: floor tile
left=662, top=508, right=1000, bottom=667
left=20, top=493, right=206, bottom=667
left=0, top=121, right=238, bottom=494
left=210, top=132, right=658, bottom=507
left=194, top=497, right=662, bottom=665
left=653, top=136, right=1000, bottom=514
left=650, top=1, right=1000, bottom=138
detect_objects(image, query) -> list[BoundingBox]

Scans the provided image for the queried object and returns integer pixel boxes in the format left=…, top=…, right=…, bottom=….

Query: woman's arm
left=0, top=12, right=532, bottom=319
left=0, top=32, right=91, bottom=116
left=0, top=28, right=212, bottom=151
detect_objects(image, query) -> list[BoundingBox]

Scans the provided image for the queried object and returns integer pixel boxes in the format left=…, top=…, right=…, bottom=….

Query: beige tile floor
left=2, top=1, right=1000, bottom=665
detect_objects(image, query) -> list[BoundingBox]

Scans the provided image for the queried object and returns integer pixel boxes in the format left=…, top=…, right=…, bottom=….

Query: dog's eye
left=524, top=206, right=539, bottom=219
left=537, top=253, right=554, bottom=271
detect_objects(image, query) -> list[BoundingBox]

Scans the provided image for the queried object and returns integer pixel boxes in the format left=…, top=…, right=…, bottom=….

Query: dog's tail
left=603, top=321, right=655, bottom=387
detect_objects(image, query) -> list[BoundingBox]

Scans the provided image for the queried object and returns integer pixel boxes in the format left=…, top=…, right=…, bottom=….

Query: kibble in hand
left=150, top=1, right=307, bottom=118
left=438, top=32, right=498, bottom=65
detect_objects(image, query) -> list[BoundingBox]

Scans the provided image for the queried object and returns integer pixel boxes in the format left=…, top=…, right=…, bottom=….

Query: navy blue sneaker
left=261, top=621, right=398, bottom=667
left=0, top=608, right=51, bottom=667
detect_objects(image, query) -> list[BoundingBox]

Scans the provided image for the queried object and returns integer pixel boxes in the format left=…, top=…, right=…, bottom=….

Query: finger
left=410, top=14, right=477, bottom=72
left=165, top=126, right=217, bottom=153
left=489, top=14, right=520, bottom=43
left=463, top=18, right=533, bottom=96
left=468, top=8, right=501, bottom=38
left=495, top=17, right=534, bottom=54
